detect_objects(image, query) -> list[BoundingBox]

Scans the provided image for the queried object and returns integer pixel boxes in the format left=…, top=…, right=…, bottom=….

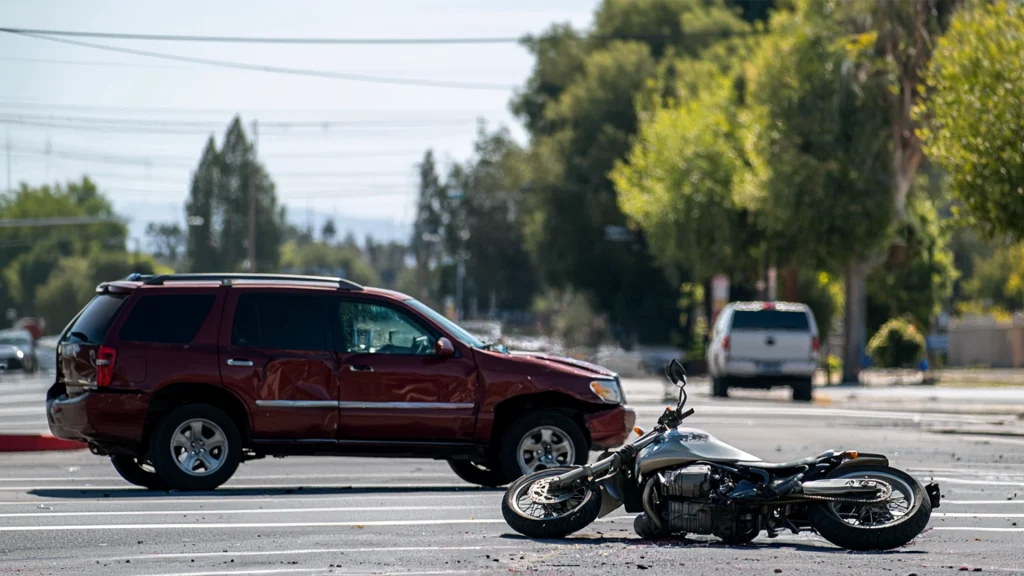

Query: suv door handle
left=346, top=364, right=373, bottom=372
left=226, top=358, right=254, bottom=367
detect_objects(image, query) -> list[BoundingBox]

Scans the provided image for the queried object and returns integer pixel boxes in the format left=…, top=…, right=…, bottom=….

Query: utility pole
left=247, top=119, right=258, bottom=272
left=5, top=129, right=10, bottom=193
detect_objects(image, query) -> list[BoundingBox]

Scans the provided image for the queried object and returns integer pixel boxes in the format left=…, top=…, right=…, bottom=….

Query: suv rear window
left=62, top=294, right=127, bottom=344
left=731, top=310, right=810, bottom=331
left=119, top=294, right=216, bottom=344
left=232, top=293, right=331, bottom=352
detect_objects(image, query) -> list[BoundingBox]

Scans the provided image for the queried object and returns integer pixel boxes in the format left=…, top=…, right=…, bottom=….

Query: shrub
left=866, top=317, right=926, bottom=369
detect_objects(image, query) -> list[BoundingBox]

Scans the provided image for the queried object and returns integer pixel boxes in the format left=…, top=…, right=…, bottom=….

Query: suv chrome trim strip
left=339, top=401, right=474, bottom=410
left=254, top=400, right=475, bottom=410
left=255, top=400, right=336, bottom=408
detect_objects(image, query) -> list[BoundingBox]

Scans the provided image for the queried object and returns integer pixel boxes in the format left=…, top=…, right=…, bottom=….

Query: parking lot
left=1, top=376, right=1022, bottom=575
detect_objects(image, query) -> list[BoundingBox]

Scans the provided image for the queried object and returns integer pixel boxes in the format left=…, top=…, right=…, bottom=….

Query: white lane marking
left=0, top=482, right=480, bottom=491
left=111, top=545, right=517, bottom=562
left=0, top=515, right=636, bottom=532
left=930, top=527, right=1024, bottom=532
left=631, top=405, right=1005, bottom=424
left=933, top=512, right=1024, bottom=518
left=942, top=500, right=1024, bottom=504
left=144, top=565, right=325, bottom=569
left=0, top=493, right=498, bottom=506
left=0, top=473, right=456, bottom=482
left=931, top=477, right=1024, bottom=487
left=0, top=504, right=485, bottom=518
left=966, top=436, right=1024, bottom=446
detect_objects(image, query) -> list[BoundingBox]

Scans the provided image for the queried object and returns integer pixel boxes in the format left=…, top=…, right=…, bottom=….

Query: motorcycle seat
left=735, top=451, right=837, bottom=471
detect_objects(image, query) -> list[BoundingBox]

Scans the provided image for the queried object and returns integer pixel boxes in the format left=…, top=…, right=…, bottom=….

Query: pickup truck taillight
left=96, top=346, right=117, bottom=387
left=812, top=336, right=820, bottom=353
left=722, top=335, right=730, bottom=352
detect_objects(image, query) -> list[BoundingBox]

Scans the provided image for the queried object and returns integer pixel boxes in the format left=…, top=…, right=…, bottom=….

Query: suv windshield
left=403, top=298, right=490, bottom=350
left=731, top=310, right=810, bottom=331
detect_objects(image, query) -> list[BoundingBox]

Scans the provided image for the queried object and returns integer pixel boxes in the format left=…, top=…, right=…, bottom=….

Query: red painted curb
left=0, top=434, right=88, bottom=452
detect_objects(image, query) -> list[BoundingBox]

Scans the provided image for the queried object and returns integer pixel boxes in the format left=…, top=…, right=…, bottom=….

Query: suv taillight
left=96, top=345, right=117, bottom=387
left=722, top=335, right=730, bottom=352
left=812, top=336, right=820, bottom=353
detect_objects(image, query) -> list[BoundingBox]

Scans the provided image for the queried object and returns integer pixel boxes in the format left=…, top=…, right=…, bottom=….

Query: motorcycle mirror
left=665, top=359, right=687, bottom=387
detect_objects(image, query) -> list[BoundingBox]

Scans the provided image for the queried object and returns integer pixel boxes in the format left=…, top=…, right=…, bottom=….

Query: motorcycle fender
left=833, top=453, right=889, bottom=472
left=597, top=477, right=624, bottom=518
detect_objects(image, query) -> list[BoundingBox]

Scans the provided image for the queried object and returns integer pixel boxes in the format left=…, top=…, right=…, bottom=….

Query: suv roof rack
left=130, top=273, right=363, bottom=290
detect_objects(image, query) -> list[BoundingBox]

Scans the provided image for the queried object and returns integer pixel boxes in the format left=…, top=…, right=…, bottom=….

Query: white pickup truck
left=706, top=301, right=819, bottom=401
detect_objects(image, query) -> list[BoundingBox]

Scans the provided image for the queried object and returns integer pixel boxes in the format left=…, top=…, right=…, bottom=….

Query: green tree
left=364, top=236, right=408, bottom=289
left=185, top=118, right=285, bottom=273
left=146, top=222, right=185, bottom=268
left=0, top=178, right=126, bottom=316
left=279, top=240, right=380, bottom=287
left=411, top=150, right=447, bottom=305
left=959, top=241, right=1024, bottom=315
left=321, top=219, right=337, bottom=244
left=919, top=0, right=1024, bottom=239
left=444, top=125, right=539, bottom=314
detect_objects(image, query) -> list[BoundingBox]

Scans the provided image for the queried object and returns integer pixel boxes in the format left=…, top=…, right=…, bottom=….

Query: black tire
left=497, top=410, right=589, bottom=484
left=501, top=467, right=602, bottom=539
left=149, top=404, right=242, bottom=491
left=808, top=464, right=931, bottom=551
left=792, top=377, right=813, bottom=402
left=448, top=459, right=507, bottom=488
left=110, top=455, right=168, bottom=490
left=712, top=377, right=729, bottom=398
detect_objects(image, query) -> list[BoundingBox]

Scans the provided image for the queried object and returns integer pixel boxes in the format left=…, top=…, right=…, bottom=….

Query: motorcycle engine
left=655, top=465, right=759, bottom=539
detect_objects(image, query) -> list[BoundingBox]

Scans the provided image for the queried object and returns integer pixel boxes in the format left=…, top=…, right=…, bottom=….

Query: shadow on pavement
left=29, top=485, right=504, bottom=499
left=498, top=533, right=928, bottom=554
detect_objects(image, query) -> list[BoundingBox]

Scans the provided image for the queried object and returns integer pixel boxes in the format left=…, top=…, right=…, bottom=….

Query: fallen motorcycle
left=502, top=360, right=941, bottom=550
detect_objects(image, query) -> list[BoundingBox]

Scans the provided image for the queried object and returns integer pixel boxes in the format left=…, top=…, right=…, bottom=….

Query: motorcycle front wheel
left=501, top=467, right=602, bottom=539
left=808, top=464, right=931, bottom=551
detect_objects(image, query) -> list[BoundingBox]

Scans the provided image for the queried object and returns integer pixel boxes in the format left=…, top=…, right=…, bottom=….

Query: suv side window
left=337, top=300, right=435, bottom=356
left=232, top=293, right=331, bottom=352
left=119, top=294, right=215, bottom=344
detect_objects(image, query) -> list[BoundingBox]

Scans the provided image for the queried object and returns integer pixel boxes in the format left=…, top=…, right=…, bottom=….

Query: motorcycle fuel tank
left=636, top=427, right=761, bottom=475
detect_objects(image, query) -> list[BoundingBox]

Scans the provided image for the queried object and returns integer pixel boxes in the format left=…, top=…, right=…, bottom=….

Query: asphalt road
left=2, top=397, right=1024, bottom=576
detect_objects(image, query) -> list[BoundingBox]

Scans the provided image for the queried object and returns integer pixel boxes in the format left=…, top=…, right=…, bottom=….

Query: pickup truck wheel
left=498, top=410, right=589, bottom=484
left=110, top=455, right=168, bottom=490
left=150, top=404, right=241, bottom=491
left=792, top=377, right=813, bottom=402
left=712, top=377, right=729, bottom=398
left=447, top=460, right=506, bottom=487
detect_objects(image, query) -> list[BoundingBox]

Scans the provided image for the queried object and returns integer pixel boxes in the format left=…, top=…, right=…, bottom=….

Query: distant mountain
left=119, top=200, right=412, bottom=251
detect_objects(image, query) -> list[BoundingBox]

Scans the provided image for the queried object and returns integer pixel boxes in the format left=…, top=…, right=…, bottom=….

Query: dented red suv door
left=333, top=296, right=479, bottom=443
left=219, top=288, right=341, bottom=441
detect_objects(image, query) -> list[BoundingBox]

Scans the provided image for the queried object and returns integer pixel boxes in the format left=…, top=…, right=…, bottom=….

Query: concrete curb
left=0, top=434, right=87, bottom=452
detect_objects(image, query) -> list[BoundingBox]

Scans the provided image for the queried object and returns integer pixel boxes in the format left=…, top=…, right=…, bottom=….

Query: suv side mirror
left=435, top=337, right=456, bottom=358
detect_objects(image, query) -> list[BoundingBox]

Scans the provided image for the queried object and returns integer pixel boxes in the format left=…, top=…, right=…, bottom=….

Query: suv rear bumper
left=718, top=359, right=816, bottom=378
left=585, top=405, right=636, bottom=450
left=46, top=383, right=148, bottom=450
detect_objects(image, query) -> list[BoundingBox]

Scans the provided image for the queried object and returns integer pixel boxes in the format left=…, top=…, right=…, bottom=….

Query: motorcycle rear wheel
left=808, top=464, right=931, bottom=551
left=501, top=467, right=602, bottom=539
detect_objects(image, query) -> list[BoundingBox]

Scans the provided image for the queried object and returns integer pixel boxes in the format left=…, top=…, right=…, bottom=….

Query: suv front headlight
left=589, top=379, right=624, bottom=404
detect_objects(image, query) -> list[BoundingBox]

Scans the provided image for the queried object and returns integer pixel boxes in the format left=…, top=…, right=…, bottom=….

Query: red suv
left=47, top=274, right=635, bottom=491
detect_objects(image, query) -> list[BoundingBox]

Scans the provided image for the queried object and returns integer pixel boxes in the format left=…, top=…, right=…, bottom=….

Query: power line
left=0, top=101, right=506, bottom=118
left=0, top=215, right=123, bottom=228
left=0, top=27, right=526, bottom=45
left=0, top=27, right=763, bottom=45
left=0, top=117, right=479, bottom=136
left=0, top=113, right=478, bottom=129
left=3, top=31, right=516, bottom=91
left=9, top=145, right=429, bottom=167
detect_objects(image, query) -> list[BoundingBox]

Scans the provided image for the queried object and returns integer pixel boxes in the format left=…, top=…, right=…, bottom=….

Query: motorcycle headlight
left=589, top=379, right=624, bottom=404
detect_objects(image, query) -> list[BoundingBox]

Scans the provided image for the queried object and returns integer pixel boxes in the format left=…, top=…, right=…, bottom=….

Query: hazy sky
left=0, top=0, right=600, bottom=244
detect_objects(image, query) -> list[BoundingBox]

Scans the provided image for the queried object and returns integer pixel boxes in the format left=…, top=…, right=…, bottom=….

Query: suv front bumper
left=585, top=405, right=636, bottom=450
left=46, top=383, right=148, bottom=449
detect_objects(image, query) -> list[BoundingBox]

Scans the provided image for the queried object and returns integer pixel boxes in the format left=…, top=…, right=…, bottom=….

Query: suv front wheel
left=497, top=410, right=589, bottom=485
left=150, top=404, right=242, bottom=491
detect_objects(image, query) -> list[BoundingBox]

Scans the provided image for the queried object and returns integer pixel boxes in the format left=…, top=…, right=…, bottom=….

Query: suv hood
left=508, top=350, right=617, bottom=379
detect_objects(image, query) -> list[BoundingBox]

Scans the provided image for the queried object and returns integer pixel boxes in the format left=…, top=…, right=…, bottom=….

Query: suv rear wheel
left=497, top=410, right=588, bottom=484
left=150, top=404, right=241, bottom=491
left=792, top=377, right=813, bottom=402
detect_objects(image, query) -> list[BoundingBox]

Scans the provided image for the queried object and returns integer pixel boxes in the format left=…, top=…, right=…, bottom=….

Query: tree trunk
left=783, top=267, right=799, bottom=302
left=842, top=261, right=869, bottom=384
